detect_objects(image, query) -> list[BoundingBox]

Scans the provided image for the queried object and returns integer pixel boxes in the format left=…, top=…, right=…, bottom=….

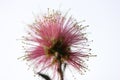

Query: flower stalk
left=55, top=52, right=64, bottom=80
left=58, top=59, right=63, bottom=80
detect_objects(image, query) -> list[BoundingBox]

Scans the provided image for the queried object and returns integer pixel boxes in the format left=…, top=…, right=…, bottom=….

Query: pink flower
left=22, top=9, right=93, bottom=80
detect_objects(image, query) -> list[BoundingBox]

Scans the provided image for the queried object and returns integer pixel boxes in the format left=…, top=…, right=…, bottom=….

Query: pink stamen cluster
left=22, top=9, right=92, bottom=80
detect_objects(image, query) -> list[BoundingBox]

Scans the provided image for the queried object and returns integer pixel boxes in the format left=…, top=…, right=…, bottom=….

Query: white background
left=0, top=0, right=120, bottom=80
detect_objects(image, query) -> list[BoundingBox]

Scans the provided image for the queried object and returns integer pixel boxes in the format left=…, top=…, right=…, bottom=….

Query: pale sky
left=0, top=0, right=120, bottom=80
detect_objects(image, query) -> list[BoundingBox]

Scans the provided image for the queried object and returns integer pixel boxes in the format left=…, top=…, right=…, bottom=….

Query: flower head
left=22, top=9, right=93, bottom=80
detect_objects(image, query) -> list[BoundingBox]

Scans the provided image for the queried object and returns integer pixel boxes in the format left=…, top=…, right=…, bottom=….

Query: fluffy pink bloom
left=23, top=9, right=92, bottom=80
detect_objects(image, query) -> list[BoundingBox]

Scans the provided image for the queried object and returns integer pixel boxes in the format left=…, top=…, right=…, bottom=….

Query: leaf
left=37, top=72, right=51, bottom=80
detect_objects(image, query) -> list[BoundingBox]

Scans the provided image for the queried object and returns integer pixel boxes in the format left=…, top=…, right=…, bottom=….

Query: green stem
left=58, top=60, right=63, bottom=80
left=55, top=52, right=64, bottom=80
